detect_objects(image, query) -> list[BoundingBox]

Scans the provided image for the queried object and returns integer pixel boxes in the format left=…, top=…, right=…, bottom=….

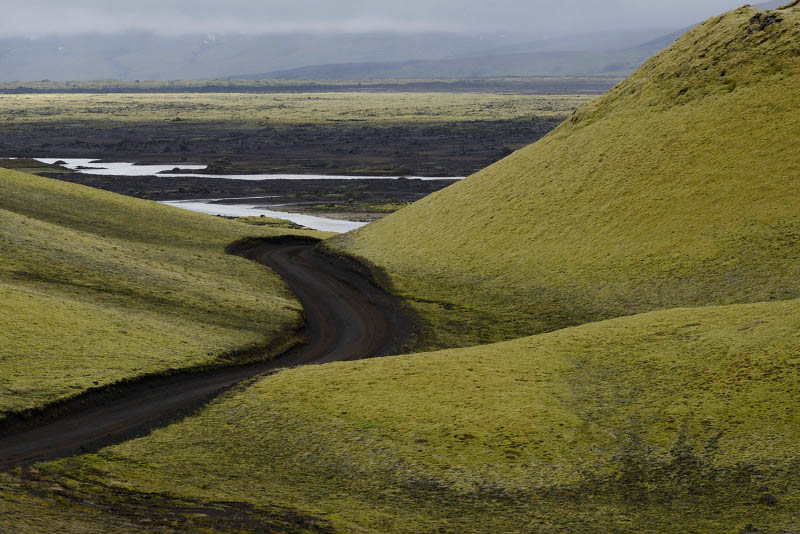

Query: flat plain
left=0, top=92, right=593, bottom=124
left=0, top=90, right=596, bottom=177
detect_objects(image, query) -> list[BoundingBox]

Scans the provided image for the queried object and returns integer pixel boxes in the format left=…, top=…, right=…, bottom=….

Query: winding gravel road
left=0, top=238, right=417, bottom=471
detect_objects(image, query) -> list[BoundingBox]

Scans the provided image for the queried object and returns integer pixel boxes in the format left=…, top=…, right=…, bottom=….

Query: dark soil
left=39, top=171, right=459, bottom=207
left=0, top=118, right=562, bottom=177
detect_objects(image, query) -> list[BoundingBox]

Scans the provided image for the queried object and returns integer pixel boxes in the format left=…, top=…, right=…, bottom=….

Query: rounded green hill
left=331, top=3, right=800, bottom=348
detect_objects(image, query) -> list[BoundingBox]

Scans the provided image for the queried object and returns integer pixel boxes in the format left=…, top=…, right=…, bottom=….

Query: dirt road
left=0, top=238, right=417, bottom=471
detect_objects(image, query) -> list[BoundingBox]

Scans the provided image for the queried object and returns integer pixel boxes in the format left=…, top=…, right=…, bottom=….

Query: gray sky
left=5, top=1, right=756, bottom=37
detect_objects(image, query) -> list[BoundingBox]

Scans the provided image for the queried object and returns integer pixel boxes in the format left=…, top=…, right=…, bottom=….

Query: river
left=35, top=158, right=459, bottom=181
left=33, top=158, right=411, bottom=232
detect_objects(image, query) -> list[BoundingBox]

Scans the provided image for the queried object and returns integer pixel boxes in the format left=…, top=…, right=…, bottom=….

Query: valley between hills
left=2, top=3, right=800, bottom=533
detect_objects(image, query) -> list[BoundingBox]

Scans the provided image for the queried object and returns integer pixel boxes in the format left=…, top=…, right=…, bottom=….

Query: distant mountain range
left=239, top=26, right=693, bottom=80
left=0, top=32, right=513, bottom=82
left=0, top=29, right=675, bottom=82
left=246, top=1, right=791, bottom=80
left=758, top=0, right=791, bottom=8
left=248, top=45, right=665, bottom=80
left=0, top=1, right=788, bottom=82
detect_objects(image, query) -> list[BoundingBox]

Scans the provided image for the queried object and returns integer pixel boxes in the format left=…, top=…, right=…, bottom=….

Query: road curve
left=0, top=238, right=418, bottom=471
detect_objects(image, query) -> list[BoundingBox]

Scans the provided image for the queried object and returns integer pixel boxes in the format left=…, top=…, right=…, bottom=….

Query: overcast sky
left=5, top=1, right=757, bottom=37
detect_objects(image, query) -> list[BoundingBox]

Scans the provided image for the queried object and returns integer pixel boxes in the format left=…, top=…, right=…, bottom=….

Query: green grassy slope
left=21, top=298, right=798, bottom=532
left=3, top=5, right=800, bottom=533
left=0, top=167, right=325, bottom=415
left=330, top=3, right=800, bottom=348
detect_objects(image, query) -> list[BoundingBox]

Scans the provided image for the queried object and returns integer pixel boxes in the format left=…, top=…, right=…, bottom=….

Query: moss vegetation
left=0, top=167, right=325, bottom=415
left=0, top=92, right=592, bottom=126
left=17, top=298, right=800, bottom=532
left=0, top=158, right=71, bottom=175
left=233, top=215, right=306, bottom=229
left=3, top=4, right=800, bottom=533
left=331, top=3, right=800, bottom=348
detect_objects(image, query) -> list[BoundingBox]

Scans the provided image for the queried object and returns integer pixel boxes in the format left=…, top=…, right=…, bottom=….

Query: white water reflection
left=161, top=200, right=366, bottom=234
left=32, top=158, right=376, bottom=233
left=35, top=158, right=461, bottom=181
left=36, top=158, right=207, bottom=176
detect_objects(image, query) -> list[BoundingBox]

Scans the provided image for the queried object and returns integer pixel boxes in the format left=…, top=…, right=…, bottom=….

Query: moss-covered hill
left=331, top=2, right=800, bottom=348
left=15, top=297, right=799, bottom=533
left=0, top=166, right=324, bottom=415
